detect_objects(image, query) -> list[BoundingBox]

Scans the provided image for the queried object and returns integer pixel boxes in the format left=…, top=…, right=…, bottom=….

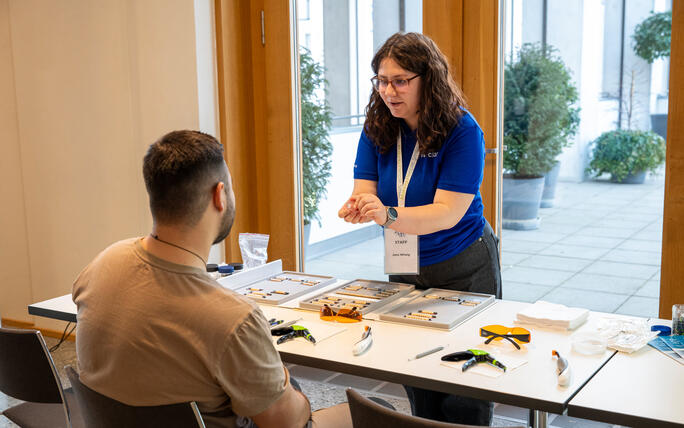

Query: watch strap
left=382, top=206, right=396, bottom=227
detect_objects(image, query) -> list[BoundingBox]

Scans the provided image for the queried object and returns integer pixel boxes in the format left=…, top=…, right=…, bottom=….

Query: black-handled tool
left=441, top=349, right=506, bottom=372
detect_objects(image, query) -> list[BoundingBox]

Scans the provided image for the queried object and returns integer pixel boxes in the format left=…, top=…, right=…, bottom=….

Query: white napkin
left=516, top=300, right=589, bottom=330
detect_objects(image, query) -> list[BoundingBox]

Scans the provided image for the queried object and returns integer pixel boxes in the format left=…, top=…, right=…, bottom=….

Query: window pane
left=297, top=0, right=422, bottom=280
left=502, top=0, right=670, bottom=318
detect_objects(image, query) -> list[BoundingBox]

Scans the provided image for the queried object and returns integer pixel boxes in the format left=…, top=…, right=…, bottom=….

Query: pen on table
left=271, top=318, right=302, bottom=330
left=408, top=346, right=445, bottom=361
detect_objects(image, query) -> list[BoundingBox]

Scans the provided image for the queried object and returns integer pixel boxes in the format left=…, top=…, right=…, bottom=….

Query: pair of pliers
left=274, top=325, right=316, bottom=345
left=441, top=349, right=506, bottom=372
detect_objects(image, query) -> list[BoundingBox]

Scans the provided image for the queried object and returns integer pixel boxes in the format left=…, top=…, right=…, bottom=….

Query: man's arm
left=218, top=312, right=311, bottom=428
left=250, top=378, right=311, bottom=428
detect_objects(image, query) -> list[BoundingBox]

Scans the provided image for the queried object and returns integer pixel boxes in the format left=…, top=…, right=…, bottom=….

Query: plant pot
left=541, top=161, right=561, bottom=208
left=502, top=175, right=545, bottom=230
left=303, top=222, right=311, bottom=258
left=611, top=171, right=647, bottom=184
left=650, top=113, right=667, bottom=139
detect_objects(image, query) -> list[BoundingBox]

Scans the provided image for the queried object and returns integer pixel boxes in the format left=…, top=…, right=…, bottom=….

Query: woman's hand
left=338, top=195, right=373, bottom=224
left=355, top=193, right=387, bottom=226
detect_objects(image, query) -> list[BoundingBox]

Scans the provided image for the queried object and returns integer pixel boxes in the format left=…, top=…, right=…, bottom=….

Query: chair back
left=346, top=388, right=524, bottom=428
left=66, top=366, right=206, bottom=428
left=0, top=327, right=67, bottom=403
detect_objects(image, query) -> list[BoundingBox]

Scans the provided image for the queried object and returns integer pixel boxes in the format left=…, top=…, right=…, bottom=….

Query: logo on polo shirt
left=420, top=152, right=438, bottom=158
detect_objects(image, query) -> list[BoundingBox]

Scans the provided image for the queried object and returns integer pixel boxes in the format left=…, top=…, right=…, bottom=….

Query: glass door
left=295, top=0, right=423, bottom=280
left=501, top=0, right=671, bottom=317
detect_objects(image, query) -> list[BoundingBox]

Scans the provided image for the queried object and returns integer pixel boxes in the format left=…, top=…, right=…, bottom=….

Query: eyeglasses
left=370, top=74, right=420, bottom=92
left=320, top=304, right=362, bottom=323
left=479, top=325, right=531, bottom=350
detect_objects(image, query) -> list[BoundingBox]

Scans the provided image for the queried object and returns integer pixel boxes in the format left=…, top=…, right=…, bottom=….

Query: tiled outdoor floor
left=302, top=175, right=663, bottom=427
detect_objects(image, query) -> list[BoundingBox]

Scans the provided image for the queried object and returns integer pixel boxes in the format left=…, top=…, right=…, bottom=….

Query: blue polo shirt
left=353, top=111, right=485, bottom=266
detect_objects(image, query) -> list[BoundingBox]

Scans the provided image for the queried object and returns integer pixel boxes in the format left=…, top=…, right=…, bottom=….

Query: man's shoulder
left=185, top=281, right=262, bottom=326
left=73, top=238, right=140, bottom=291
left=92, top=237, right=140, bottom=263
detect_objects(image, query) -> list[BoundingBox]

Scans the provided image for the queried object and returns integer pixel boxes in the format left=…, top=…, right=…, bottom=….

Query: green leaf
left=503, top=43, right=580, bottom=177
left=632, top=11, right=671, bottom=64
left=586, top=130, right=666, bottom=182
left=300, top=48, right=333, bottom=225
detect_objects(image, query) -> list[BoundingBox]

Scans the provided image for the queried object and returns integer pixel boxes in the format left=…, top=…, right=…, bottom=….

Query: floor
left=2, top=178, right=659, bottom=427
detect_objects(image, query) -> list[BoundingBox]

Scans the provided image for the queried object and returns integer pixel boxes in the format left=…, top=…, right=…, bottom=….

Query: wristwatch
left=382, top=206, right=398, bottom=227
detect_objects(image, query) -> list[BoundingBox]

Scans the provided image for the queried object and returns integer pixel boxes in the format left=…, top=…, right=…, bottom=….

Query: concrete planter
left=541, top=161, right=561, bottom=208
left=651, top=113, right=667, bottom=140
left=611, top=171, right=647, bottom=184
left=303, top=222, right=311, bottom=257
left=503, top=175, right=545, bottom=230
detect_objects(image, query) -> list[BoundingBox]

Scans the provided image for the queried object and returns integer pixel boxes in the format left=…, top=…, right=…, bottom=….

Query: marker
left=409, top=346, right=445, bottom=361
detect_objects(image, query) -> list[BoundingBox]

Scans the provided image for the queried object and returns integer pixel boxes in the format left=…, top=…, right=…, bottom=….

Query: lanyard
left=396, top=132, right=421, bottom=208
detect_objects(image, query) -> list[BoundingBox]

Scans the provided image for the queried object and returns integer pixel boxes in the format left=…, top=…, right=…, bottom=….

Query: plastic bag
left=593, top=317, right=659, bottom=353
left=239, top=233, right=269, bottom=269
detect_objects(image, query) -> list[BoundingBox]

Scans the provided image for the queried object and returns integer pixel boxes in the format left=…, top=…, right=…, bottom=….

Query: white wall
left=0, top=0, right=213, bottom=330
left=308, top=129, right=368, bottom=243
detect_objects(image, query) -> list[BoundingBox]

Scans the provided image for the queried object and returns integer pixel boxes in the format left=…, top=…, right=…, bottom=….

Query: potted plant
left=300, top=48, right=333, bottom=246
left=632, top=11, right=671, bottom=138
left=633, top=11, right=671, bottom=64
left=503, top=43, right=580, bottom=229
left=586, top=129, right=665, bottom=184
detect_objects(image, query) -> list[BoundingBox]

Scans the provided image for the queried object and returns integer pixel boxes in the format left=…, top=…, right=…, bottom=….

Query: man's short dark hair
left=143, top=130, right=227, bottom=225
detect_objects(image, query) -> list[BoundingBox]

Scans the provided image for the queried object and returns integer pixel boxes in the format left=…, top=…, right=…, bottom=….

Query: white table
left=30, top=294, right=621, bottom=427
left=28, top=294, right=77, bottom=323
left=259, top=301, right=616, bottom=416
left=567, top=319, right=684, bottom=428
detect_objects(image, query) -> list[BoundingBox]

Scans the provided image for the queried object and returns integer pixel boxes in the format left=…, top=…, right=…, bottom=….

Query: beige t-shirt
left=72, top=238, right=286, bottom=427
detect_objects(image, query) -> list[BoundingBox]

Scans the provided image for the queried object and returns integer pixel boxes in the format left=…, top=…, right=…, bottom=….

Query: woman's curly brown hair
left=364, top=32, right=467, bottom=154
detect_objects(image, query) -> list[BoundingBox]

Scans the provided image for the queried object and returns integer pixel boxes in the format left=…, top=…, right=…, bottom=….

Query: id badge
left=384, top=228, right=419, bottom=275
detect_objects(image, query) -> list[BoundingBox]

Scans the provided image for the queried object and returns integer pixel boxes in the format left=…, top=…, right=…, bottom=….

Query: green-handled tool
left=275, top=325, right=316, bottom=345
left=441, top=349, right=506, bottom=372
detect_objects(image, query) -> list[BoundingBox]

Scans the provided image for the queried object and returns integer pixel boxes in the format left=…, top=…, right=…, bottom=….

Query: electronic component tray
left=379, top=288, right=495, bottom=330
left=299, top=279, right=414, bottom=314
left=233, top=271, right=335, bottom=305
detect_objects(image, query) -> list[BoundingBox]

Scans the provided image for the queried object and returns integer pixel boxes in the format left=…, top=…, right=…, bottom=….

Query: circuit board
left=299, top=279, right=414, bottom=314
left=379, top=288, right=495, bottom=330
left=233, top=272, right=335, bottom=305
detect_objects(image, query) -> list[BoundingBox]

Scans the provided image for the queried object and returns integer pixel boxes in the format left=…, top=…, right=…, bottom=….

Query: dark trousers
left=390, top=220, right=501, bottom=425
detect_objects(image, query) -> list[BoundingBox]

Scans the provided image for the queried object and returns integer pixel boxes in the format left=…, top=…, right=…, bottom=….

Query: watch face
left=388, top=207, right=398, bottom=220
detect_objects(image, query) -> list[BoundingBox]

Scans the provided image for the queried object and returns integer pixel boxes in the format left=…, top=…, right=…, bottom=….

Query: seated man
left=73, top=130, right=351, bottom=428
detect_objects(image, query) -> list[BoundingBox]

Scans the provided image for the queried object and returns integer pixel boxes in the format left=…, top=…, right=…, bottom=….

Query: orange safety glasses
left=480, top=325, right=531, bottom=350
left=320, top=304, right=362, bottom=323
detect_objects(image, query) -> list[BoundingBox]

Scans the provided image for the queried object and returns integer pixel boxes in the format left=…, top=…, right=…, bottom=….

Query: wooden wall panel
left=423, top=0, right=463, bottom=84
left=424, top=0, right=501, bottom=231
left=215, top=1, right=258, bottom=264
left=660, top=1, right=684, bottom=319
left=215, top=0, right=298, bottom=270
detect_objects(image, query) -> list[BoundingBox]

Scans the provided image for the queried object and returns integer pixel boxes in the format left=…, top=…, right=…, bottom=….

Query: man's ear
left=213, top=182, right=226, bottom=212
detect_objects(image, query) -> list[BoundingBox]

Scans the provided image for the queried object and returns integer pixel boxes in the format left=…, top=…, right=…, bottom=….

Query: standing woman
left=338, top=32, right=501, bottom=425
